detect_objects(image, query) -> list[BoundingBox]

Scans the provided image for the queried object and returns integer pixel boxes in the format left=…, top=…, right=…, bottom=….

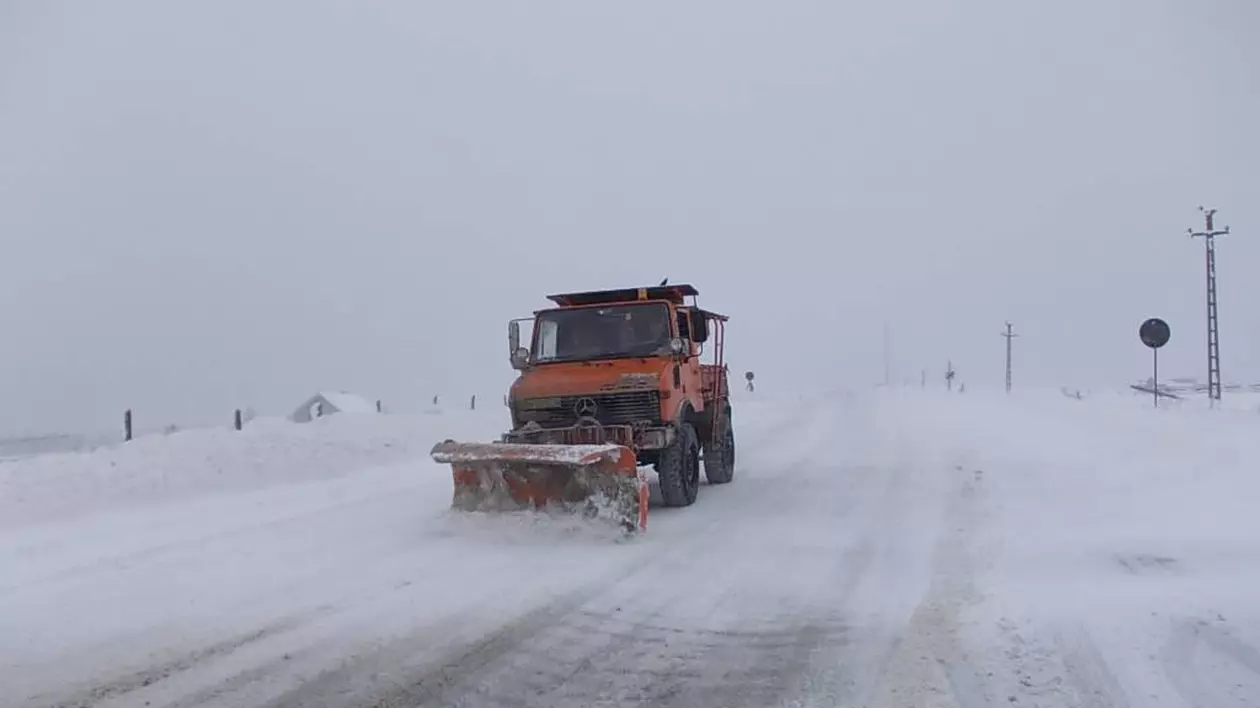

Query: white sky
left=1, top=1, right=1257, bottom=435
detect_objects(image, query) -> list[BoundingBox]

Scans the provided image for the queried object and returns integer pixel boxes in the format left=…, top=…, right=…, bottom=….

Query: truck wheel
left=656, top=422, right=700, bottom=507
left=704, top=425, right=735, bottom=485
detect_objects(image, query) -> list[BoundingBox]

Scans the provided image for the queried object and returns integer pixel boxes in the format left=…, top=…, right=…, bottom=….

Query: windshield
left=532, top=304, right=673, bottom=363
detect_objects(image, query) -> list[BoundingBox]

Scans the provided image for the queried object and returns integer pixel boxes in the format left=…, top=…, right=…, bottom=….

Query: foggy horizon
left=2, top=1, right=1257, bottom=437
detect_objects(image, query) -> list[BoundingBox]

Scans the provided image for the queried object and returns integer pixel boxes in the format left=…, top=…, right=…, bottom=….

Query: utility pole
left=945, top=360, right=955, bottom=392
left=1188, top=207, right=1230, bottom=405
left=1001, top=322, right=1018, bottom=393
left=882, top=323, right=891, bottom=387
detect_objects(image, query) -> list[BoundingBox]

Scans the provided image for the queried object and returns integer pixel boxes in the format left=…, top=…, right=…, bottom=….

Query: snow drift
left=0, top=410, right=497, bottom=530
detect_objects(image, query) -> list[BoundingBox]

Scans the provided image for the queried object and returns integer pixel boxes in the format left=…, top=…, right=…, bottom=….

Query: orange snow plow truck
left=430, top=283, right=734, bottom=534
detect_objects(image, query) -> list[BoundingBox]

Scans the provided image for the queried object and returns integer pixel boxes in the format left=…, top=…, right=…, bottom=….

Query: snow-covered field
left=2, top=388, right=1259, bottom=707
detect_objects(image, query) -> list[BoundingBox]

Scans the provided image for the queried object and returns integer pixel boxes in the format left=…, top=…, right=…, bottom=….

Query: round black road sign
left=745, top=371, right=755, bottom=381
left=1140, top=318, right=1170, bottom=349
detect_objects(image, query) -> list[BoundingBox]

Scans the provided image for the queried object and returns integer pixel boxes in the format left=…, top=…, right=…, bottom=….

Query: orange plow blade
left=429, top=441, right=649, bottom=533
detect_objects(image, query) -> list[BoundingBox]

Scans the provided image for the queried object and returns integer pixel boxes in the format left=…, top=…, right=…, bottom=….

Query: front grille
left=516, top=391, right=661, bottom=428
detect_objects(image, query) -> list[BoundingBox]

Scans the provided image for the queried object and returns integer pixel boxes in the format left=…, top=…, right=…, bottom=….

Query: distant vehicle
left=431, top=283, right=734, bottom=533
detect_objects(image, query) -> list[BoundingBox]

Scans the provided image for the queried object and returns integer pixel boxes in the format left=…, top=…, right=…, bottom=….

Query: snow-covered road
left=3, top=389, right=1260, bottom=707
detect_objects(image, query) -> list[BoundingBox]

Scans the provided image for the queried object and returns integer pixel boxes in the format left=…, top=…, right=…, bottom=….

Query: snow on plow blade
left=429, top=441, right=649, bottom=533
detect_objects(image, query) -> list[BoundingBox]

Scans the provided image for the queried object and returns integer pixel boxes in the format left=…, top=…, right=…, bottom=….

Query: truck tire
left=656, top=422, right=700, bottom=507
left=704, top=424, right=735, bottom=485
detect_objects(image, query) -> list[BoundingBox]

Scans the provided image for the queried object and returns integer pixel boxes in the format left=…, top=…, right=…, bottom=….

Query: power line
left=1188, top=207, right=1230, bottom=405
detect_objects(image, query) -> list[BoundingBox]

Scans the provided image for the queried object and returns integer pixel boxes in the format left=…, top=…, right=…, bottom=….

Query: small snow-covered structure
left=290, top=391, right=378, bottom=423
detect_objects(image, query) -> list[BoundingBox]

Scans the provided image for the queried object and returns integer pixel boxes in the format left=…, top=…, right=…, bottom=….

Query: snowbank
left=877, top=385, right=1260, bottom=581
left=0, top=410, right=501, bottom=530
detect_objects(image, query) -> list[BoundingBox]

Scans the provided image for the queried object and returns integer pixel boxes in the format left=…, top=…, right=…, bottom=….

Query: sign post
left=1139, top=318, right=1171, bottom=407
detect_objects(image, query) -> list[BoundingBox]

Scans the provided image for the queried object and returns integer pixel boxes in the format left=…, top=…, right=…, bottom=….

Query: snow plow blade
left=429, top=441, right=649, bottom=533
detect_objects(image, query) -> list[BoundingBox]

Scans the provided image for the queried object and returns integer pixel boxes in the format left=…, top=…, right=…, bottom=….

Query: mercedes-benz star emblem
left=573, top=397, right=598, bottom=418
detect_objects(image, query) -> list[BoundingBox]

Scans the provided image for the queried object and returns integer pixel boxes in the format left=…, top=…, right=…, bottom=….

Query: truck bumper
left=502, top=423, right=675, bottom=451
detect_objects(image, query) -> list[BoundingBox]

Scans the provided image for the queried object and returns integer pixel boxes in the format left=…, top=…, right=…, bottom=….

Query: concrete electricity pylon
left=1001, top=322, right=1018, bottom=393
left=882, top=323, right=891, bottom=387
left=1188, top=207, right=1230, bottom=405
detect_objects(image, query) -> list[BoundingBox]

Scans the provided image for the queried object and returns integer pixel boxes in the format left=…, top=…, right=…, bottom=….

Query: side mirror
left=508, top=321, right=530, bottom=369
left=510, top=347, right=530, bottom=370
left=691, top=311, right=709, bottom=343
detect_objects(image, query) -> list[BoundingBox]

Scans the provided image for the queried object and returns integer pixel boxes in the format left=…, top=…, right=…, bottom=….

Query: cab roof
left=546, top=284, right=700, bottom=307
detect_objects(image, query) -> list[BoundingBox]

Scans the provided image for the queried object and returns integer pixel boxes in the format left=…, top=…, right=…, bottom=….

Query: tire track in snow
left=1053, top=625, right=1133, bottom=708
left=333, top=535, right=869, bottom=707
left=17, top=404, right=808, bottom=708
left=992, top=620, right=1135, bottom=708
left=411, top=408, right=889, bottom=707
left=459, top=527, right=875, bottom=708
left=2, top=482, right=472, bottom=708
left=77, top=532, right=661, bottom=708
left=434, top=609, right=851, bottom=708
left=251, top=403, right=873, bottom=708
left=25, top=615, right=311, bottom=708
left=17, top=396, right=922, bottom=708
left=1162, top=615, right=1260, bottom=707
left=150, top=602, right=517, bottom=708
left=864, top=462, right=996, bottom=708
left=253, top=530, right=713, bottom=708
left=0, top=478, right=426, bottom=597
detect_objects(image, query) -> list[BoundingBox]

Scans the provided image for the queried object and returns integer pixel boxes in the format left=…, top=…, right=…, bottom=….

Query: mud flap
left=430, top=441, right=649, bottom=533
